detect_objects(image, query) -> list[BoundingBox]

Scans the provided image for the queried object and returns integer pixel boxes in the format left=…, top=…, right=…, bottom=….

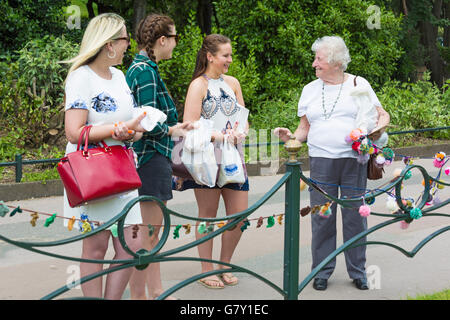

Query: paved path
left=1, top=159, right=449, bottom=300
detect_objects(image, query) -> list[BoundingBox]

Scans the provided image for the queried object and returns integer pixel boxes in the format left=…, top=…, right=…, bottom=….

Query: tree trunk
left=132, top=0, right=147, bottom=36
left=86, top=0, right=95, bottom=19
left=197, top=0, right=213, bottom=34
left=444, top=1, right=450, bottom=81
left=418, top=0, right=445, bottom=87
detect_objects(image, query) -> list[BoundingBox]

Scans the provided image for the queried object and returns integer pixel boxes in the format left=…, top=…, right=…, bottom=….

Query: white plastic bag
left=350, top=86, right=388, bottom=147
left=132, top=106, right=167, bottom=131
left=181, top=119, right=218, bottom=187
left=217, top=137, right=245, bottom=187
left=183, top=118, right=213, bottom=152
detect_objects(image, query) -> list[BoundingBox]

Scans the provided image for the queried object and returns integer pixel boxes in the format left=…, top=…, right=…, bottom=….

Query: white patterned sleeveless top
left=200, top=75, right=249, bottom=135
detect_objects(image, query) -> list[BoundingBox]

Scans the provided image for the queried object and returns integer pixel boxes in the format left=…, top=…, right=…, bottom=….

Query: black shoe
left=313, top=278, right=328, bottom=291
left=353, top=278, right=369, bottom=290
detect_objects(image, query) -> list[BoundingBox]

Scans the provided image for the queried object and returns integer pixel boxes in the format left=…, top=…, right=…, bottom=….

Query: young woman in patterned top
left=182, top=34, right=250, bottom=289
left=61, top=13, right=147, bottom=300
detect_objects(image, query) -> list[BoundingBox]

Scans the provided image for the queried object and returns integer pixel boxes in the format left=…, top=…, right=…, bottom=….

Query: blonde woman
left=61, top=13, right=147, bottom=299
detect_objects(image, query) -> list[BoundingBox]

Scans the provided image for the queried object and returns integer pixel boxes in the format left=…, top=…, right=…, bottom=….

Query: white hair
left=311, top=36, right=351, bottom=71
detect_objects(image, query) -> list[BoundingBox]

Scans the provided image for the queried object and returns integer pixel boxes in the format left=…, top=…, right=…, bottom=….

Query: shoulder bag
left=58, top=125, right=142, bottom=207
left=354, top=76, right=384, bottom=180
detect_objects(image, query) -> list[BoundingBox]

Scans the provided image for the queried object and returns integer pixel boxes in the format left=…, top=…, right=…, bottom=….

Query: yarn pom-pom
left=382, top=148, right=395, bottom=160
left=400, top=220, right=410, bottom=230
left=435, top=151, right=446, bottom=161
left=352, top=141, right=361, bottom=152
left=350, top=129, right=363, bottom=141
left=433, top=152, right=446, bottom=168
left=386, top=199, right=398, bottom=212
left=359, top=205, right=371, bottom=217
left=319, top=208, right=332, bottom=218
left=404, top=170, right=412, bottom=180
left=375, top=153, right=386, bottom=165
left=357, top=153, right=370, bottom=164
left=433, top=158, right=444, bottom=168
left=410, top=207, right=422, bottom=220
left=445, top=167, right=450, bottom=176
left=344, top=135, right=353, bottom=144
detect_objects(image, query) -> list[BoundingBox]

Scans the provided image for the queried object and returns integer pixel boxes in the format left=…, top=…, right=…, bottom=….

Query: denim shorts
left=172, top=176, right=249, bottom=192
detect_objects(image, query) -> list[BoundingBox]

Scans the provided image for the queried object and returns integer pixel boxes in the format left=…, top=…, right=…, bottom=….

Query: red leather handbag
left=57, top=125, right=142, bottom=208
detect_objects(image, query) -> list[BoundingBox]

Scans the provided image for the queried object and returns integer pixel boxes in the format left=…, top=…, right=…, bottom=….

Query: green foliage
left=216, top=0, right=404, bottom=106
left=249, top=73, right=449, bottom=150
left=0, top=128, right=26, bottom=161
left=378, top=72, right=450, bottom=140
left=0, top=0, right=70, bottom=57
left=0, top=36, right=79, bottom=160
left=249, top=88, right=302, bottom=131
left=407, top=288, right=450, bottom=300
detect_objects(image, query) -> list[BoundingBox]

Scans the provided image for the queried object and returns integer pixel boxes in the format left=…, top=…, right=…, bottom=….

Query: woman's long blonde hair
left=61, top=13, right=125, bottom=79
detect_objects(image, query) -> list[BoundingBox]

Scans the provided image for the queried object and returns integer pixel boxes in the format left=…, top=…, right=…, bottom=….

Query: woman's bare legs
left=218, top=189, right=248, bottom=284
left=129, top=200, right=176, bottom=299
left=104, top=225, right=143, bottom=300
left=80, top=230, right=110, bottom=298
left=194, top=188, right=224, bottom=288
left=80, top=226, right=142, bottom=299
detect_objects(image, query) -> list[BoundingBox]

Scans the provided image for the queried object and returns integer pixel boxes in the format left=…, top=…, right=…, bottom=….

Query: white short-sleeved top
left=63, top=65, right=141, bottom=229
left=64, top=65, right=138, bottom=153
left=297, top=74, right=381, bottom=158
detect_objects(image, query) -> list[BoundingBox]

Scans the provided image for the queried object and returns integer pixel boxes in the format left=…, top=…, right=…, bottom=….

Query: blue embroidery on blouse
left=201, top=88, right=240, bottom=119
left=219, top=88, right=239, bottom=117
left=201, top=89, right=219, bottom=119
left=91, top=92, right=118, bottom=113
left=68, top=99, right=88, bottom=110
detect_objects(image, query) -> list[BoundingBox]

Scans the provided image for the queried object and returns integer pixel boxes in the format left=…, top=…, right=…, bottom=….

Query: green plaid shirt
left=126, top=54, right=178, bottom=167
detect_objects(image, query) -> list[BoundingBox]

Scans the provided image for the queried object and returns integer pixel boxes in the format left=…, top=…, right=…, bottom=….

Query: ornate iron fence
left=0, top=138, right=449, bottom=300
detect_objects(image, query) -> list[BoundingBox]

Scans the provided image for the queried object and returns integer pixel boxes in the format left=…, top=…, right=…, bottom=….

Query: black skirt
left=137, top=152, right=173, bottom=201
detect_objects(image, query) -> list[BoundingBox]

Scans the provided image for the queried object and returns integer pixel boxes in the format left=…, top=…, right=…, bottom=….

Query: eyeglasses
left=165, top=34, right=180, bottom=44
left=114, top=36, right=130, bottom=43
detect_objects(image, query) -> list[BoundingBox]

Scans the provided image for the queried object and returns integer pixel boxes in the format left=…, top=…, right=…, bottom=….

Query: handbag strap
left=76, top=125, right=92, bottom=151
left=83, top=125, right=92, bottom=152
left=354, top=75, right=358, bottom=87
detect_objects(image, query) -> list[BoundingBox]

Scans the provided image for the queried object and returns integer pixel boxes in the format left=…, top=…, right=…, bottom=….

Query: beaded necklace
left=321, top=74, right=345, bottom=120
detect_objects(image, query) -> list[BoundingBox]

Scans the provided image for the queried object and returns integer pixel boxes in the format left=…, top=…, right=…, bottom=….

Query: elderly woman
left=275, top=36, right=389, bottom=291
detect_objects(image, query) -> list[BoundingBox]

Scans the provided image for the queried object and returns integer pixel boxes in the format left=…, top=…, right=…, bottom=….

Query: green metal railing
left=2, top=126, right=449, bottom=183
left=0, top=137, right=449, bottom=300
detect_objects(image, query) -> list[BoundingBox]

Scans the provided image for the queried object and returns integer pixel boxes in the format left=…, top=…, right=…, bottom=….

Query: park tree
left=380, top=0, right=449, bottom=86
left=83, top=0, right=215, bottom=36
left=0, top=0, right=70, bottom=56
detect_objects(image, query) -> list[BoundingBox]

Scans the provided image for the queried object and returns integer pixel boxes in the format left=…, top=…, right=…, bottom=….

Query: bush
left=0, top=0, right=70, bottom=57
left=216, top=0, right=404, bottom=109
left=378, top=73, right=450, bottom=142
left=0, top=35, right=79, bottom=160
left=249, top=73, right=449, bottom=151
